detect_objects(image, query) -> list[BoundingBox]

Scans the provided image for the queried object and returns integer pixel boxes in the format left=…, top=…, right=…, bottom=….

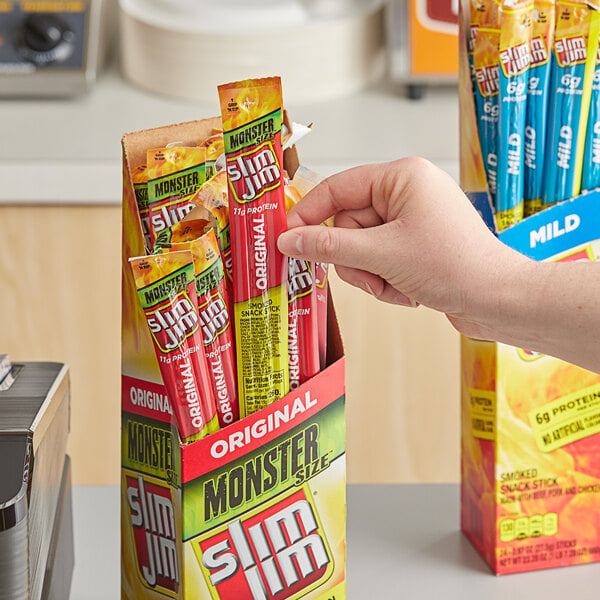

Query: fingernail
left=278, top=231, right=303, bottom=255
left=362, top=282, right=377, bottom=297
left=394, top=292, right=419, bottom=307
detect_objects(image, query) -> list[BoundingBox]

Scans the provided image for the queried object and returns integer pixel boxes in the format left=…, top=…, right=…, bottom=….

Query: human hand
left=277, top=158, right=530, bottom=340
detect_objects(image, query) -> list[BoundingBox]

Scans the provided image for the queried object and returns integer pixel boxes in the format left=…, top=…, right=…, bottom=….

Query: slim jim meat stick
left=284, top=181, right=320, bottom=387
left=130, top=250, right=219, bottom=441
left=582, top=44, right=600, bottom=192
left=190, top=171, right=234, bottom=313
left=146, top=146, right=207, bottom=247
left=156, top=220, right=239, bottom=427
left=287, top=257, right=320, bottom=389
left=218, top=76, right=289, bottom=417
left=496, top=0, right=532, bottom=231
left=131, top=163, right=152, bottom=252
left=291, top=166, right=330, bottom=370
left=473, top=25, right=500, bottom=206
left=543, top=0, right=597, bottom=207
left=523, top=0, right=555, bottom=216
left=201, top=133, right=225, bottom=180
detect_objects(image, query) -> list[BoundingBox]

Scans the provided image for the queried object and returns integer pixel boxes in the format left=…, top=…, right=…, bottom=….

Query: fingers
left=335, top=206, right=384, bottom=230
left=278, top=224, right=385, bottom=274
left=334, top=265, right=419, bottom=307
left=286, top=162, right=389, bottom=228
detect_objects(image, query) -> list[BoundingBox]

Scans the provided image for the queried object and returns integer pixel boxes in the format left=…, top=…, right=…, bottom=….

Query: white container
left=118, top=0, right=385, bottom=103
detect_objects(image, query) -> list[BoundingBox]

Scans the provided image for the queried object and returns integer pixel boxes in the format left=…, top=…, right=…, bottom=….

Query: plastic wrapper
left=131, top=163, right=152, bottom=251
left=582, top=28, right=600, bottom=191
left=543, top=0, right=599, bottom=207
left=290, top=166, right=330, bottom=369
left=156, top=220, right=239, bottom=428
left=284, top=182, right=320, bottom=389
left=474, top=25, right=501, bottom=206
left=218, top=76, right=289, bottom=417
left=130, top=250, right=219, bottom=442
left=495, top=0, right=532, bottom=230
left=201, top=133, right=225, bottom=180
left=468, top=0, right=495, bottom=92
left=189, top=171, right=233, bottom=312
left=146, top=146, right=207, bottom=246
left=523, top=0, right=555, bottom=216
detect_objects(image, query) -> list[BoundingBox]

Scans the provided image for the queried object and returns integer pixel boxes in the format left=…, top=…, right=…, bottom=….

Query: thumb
left=277, top=224, right=383, bottom=274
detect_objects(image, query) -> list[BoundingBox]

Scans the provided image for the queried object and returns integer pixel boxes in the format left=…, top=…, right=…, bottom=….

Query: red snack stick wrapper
left=288, top=257, right=320, bottom=388
left=291, top=166, right=330, bottom=369
left=284, top=182, right=320, bottom=388
left=129, top=250, right=219, bottom=442
left=189, top=171, right=234, bottom=312
left=157, top=220, right=239, bottom=427
left=218, top=76, right=289, bottom=417
left=146, top=146, right=206, bottom=247
left=313, top=260, right=329, bottom=370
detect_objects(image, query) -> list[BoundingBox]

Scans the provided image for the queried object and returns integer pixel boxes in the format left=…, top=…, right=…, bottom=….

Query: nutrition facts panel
left=71, top=484, right=600, bottom=600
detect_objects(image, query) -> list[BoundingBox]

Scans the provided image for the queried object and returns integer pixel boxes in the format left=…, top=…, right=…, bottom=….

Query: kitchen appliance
left=0, top=358, right=73, bottom=600
left=119, top=0, right=386, bottom=104
left=386, top=0, right=458, bottom=98
left=0, top=0, right=116, bottom=96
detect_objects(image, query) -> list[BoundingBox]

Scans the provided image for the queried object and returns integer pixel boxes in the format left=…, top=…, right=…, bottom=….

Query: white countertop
left=71, top=484, right=600, bottom=600
left=0, top=58, right=459, bottom=204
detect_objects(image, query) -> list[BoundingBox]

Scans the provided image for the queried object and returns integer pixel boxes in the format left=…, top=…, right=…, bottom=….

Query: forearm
left=462, top=251, right=600, bottom=373
left=278, top=159, right=600, bottom=373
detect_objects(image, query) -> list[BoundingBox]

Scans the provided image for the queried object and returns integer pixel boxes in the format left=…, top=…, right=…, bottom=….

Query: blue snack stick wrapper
left=581, top=52, right=600, bottom=192
left=468, top=0, right=495, bottom=90
left=543, top=1, right=591, bottom=207
left=473, top=26, right=500, bottom=205
left=523, top=1, right=555, bottom=215
left=496, top=0, right=533, bottom=231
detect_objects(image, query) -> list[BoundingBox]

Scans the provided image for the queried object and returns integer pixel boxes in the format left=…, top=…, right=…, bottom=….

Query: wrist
left=452, top=241, right=538, bottom=347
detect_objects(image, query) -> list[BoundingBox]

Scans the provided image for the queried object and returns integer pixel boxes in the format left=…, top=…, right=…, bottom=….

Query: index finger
left=287, top=162, right=389, bottom=229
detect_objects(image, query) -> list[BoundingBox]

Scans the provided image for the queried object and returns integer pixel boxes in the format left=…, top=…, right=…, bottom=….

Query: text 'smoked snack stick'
left=543, top=0, right=597, bottom=207
left=474, top=25, right=501, bottom=205
left=156, top=221, right=239, bottom=427
left=218, top=76, right=290, bottom=418
left=524, top=0, right=555, bottom=216
left=146, top=146, right=207, bottom=247
left=130, top=250, right=219, bottom=442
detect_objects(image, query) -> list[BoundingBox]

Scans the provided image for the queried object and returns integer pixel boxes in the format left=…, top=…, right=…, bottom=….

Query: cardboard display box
left=121, top=119, right=347, bottom=599
left=459, top=0, right=600, bottom=575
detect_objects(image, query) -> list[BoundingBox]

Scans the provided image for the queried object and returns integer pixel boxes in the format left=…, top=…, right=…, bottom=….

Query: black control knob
left=15, top=14, right=75, bottom=66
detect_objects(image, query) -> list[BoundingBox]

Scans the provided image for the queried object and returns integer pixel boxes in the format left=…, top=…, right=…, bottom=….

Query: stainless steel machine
left=0, top=358, right=73, bottom=600
left=0, top=0, right=116, bottom=96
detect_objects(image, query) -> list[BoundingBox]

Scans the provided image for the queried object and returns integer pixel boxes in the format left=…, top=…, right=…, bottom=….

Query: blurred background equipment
left=0, top=358, right=73, bottom=600
left=0, top=0, right=117, bottom=97
left=386, top=0, right=458, bottom=98
left=118, top=0, right=386, bottom=103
